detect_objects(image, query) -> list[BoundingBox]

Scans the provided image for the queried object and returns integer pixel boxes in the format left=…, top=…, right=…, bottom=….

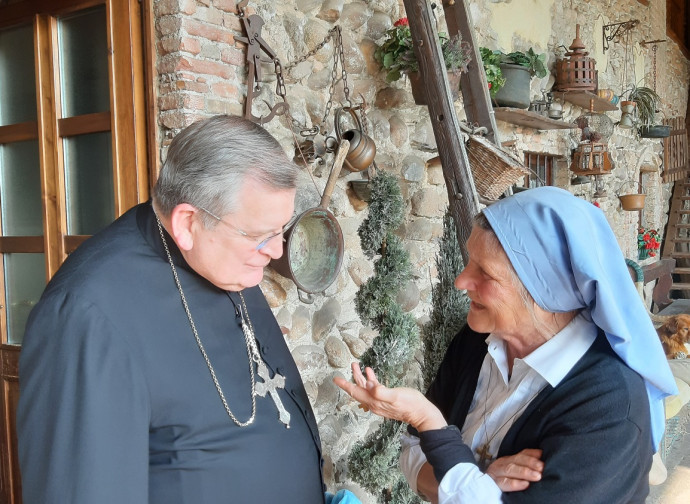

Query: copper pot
left=334, top=108, right=376, bottom=172
left=270, top=140, right=349, bottom=303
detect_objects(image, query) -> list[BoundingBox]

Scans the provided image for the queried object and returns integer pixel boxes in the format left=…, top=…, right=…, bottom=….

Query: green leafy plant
left=626, top=85, right=662, bottom=126
left=503, top=48, right=548, bottom=78
left=375, top=17, right=472, bottom=83
left=479, top=47, right=506, bottom=96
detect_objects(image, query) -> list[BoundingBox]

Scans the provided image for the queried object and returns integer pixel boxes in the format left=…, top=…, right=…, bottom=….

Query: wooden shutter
left=662, top=117, right=689, bottom=183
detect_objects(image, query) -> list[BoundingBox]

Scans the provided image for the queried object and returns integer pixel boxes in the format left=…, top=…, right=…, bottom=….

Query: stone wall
left=152, top=0, right=690, bottom=501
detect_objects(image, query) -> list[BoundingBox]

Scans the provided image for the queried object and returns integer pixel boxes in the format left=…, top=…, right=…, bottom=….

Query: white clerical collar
left=486, top=312, right=597, bottom=387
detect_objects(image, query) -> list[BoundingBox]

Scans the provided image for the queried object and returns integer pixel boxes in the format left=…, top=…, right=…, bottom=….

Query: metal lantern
left=555, top=24, right=598, bottom=92
left=571, top=99, right=615, bottom=143
left=570, top=141, right=613, bottom=176
left=569, top=98, right=614, bottom=177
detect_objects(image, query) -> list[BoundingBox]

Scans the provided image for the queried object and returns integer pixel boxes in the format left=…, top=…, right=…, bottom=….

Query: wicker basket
left=466, top=135, right=530, bottom=200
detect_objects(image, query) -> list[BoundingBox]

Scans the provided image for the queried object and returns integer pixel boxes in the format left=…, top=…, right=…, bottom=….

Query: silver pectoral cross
left=255, top=361, right=291, bottom=428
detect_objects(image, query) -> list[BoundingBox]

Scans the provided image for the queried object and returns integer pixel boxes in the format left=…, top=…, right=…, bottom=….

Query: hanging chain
left=652, top=44, right=658, bottom=92
left=334, top=26, right=351, bottom=106
left=274, top=26, right=353, bottom=136
left=285, top=29, right=336, bottom=70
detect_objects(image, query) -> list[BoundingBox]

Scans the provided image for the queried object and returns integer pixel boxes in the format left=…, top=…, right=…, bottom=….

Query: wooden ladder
left=402, top=0, right=500, bottom=261
left=662, top=178, right=690, bottom=297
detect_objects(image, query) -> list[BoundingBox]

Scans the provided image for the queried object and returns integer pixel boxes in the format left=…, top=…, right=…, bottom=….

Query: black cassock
left=18, top=202, right=325, bottom=504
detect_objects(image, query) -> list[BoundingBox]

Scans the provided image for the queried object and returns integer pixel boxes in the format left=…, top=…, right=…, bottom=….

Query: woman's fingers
left=351, top=363, right=367, bottom=388
left=364, top=366, right=380, bottom=387
left=486, top=449, right=543, bottom=493
left=512, top=449, right=543, bottom=472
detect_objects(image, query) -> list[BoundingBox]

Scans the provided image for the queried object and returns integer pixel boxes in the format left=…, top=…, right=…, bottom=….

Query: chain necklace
left=154, top=213, right=291, bottom=428
left=476, top=362, right=542, bottom=469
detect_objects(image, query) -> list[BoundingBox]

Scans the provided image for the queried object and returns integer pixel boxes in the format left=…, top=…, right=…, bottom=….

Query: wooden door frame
left=0, top=2, right=155, bottom=503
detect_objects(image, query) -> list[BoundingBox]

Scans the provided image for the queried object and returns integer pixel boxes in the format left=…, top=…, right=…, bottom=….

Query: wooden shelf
left=552, top=91, right=619, bottom=112
left=493, top=107, right=576, bottom=130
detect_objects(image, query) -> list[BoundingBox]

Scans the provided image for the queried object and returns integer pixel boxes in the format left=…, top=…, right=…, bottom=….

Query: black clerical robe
left=17, top=202, right=325, bottom=504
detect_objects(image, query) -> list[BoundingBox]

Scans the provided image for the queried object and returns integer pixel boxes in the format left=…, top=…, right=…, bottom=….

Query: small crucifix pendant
left=477, top=443, right=492, bottom=469
left=255, top=361, right=291, bottom=428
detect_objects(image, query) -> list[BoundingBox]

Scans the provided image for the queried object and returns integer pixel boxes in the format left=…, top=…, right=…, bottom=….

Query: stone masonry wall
left=152, top=1, right=690, bottom=501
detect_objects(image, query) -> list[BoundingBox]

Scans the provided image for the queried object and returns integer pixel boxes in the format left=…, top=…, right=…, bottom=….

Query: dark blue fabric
left=418, top=425, right=474, bottom=482
left=418, top=325, right=653, bottom=503
left=17, top=203, right=325, bottom=504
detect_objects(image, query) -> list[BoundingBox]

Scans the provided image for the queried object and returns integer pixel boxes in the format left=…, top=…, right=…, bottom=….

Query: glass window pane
left=4, top=253, right=45, bottom=345
left=58, top=6, right=109, bottom=117
left=0, top=140, right=42, bottom=236
left=0, top=23, right=37, bottom=126
left=64, top=132, right=114, bottom=235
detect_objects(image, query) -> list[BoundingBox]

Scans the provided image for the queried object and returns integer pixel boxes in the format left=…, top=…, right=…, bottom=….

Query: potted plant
left=638, top=227, right=661, bottom=260
left=482, top=47, right=548, bottom=109
left=624, top=84, right=670, bottom=137
left=479, top=47, right=506, bottom=97
left=375, top=17, right=472, bottom=104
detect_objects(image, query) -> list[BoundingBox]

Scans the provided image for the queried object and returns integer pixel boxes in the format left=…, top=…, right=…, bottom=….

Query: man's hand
left=486, top=449, right=543, bottom=492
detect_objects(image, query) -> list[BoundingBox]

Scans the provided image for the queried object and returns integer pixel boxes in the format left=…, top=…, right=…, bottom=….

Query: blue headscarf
left=483, top=186, right=677, bottom=451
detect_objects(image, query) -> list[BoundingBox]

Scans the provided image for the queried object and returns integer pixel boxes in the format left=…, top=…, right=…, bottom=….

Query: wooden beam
left=0, top=122, right=38, bottom=144
left=442, top=0, right=500, bottom=145
left=402, top=0, right=480, bottom=261
left=58, top=112, right=111, bottom=137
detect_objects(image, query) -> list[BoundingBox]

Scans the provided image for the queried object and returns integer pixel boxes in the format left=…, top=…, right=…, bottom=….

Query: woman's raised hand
left=333, top=363, right=447, bottom=431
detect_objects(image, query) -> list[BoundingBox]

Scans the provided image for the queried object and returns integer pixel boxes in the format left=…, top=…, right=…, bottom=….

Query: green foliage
left=360, top=303, right=418, bottom=388
left=356, top=233, right=410, bottom=322
left=422, top=212, right=470, bottom=388
left=503, top=48, right=548, bottom=78
left=627, top=85, right=662, bottom=126
left=347, top=420, right=411, bottom=499
left=348, top=168, right=421, bottom=503
left=479, top=47, right=506, bottom=96
left=375, top=17, right=472, bottom=83
left=358, top=172, right=405, bottom=258
left=390, top=478, right=422, bottom=504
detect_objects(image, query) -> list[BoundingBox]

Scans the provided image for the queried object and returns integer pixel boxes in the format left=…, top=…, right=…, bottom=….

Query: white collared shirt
left=400, top=313, right=597, bottom=503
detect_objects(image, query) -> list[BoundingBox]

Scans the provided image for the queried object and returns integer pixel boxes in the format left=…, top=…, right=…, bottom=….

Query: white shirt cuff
left=399, top=431, right=427, bottom=496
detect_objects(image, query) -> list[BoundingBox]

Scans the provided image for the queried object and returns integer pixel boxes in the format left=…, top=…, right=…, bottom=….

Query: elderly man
left=18, top=115, right=357, bottom=504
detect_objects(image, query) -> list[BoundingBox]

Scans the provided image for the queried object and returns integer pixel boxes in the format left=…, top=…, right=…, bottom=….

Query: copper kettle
left=334, top=107, right=376, bottom=172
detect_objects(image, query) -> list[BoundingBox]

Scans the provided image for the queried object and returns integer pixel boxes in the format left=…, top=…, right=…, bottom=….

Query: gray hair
left=153, top=115, right=298, bottom=224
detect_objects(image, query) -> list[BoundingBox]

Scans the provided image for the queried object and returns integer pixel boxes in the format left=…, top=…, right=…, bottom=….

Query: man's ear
left=170, top=203, right=199, bottom=251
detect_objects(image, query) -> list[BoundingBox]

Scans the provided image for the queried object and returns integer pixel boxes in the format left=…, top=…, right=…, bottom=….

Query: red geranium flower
left=394, top=17, right=409, bottom=27
left=638, top=227, right=661, bottom=260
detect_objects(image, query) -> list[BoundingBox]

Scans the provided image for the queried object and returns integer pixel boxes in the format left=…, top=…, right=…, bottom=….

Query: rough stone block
left=325, top=335, right=352, bottom=368
left=312, top=297, right=342, bottom=341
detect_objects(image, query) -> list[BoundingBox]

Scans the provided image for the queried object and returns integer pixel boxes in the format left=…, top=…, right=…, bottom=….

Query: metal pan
left=270, top=140, right=349, bottom=303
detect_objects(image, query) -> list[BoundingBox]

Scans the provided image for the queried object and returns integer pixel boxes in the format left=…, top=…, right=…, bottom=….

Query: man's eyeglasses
left=197, top=206, right=298, bottom=251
